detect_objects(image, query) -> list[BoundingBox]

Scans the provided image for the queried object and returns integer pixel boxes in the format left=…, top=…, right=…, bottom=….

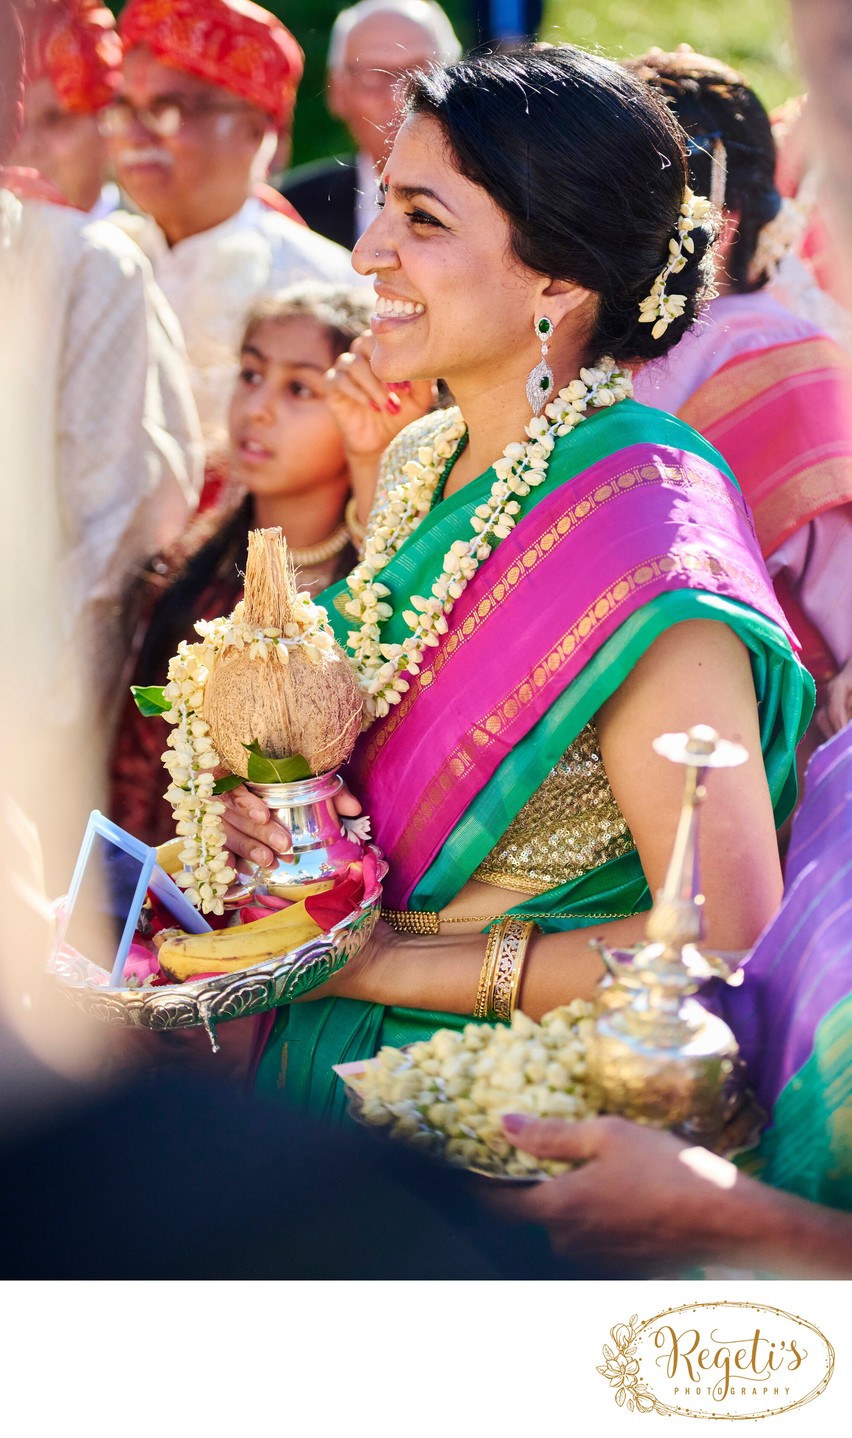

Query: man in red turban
left=10, top=0, right=122, bottom=213
left=119, top=0, right=304, bottom=132
left=107, top=0, right=354, bottom=463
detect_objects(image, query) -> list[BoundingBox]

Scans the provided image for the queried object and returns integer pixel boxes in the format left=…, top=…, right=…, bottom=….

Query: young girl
left=109, top=281, right=426, bottom=845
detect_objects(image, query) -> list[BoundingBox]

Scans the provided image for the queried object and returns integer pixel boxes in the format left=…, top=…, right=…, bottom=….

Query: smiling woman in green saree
left=223, top=47, right=813, bottom=1119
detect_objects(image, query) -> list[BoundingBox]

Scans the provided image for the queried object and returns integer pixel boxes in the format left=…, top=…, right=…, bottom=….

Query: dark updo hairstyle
left=404, top=45, right=718, bottom=363
left=626, top=49, right=781, bottom=293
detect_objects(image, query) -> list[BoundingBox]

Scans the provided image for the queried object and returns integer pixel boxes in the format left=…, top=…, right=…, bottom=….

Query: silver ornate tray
left=49, top=847, right=387, bottom=1052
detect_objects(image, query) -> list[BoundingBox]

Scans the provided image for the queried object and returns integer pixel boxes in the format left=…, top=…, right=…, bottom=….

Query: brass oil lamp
left=588, top=725, right=749, bottom=1146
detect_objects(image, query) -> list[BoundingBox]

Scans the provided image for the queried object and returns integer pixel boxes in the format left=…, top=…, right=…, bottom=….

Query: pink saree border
left=349, top=442, right=795, bottom=907
left=678, top=335, right=852, bottom=553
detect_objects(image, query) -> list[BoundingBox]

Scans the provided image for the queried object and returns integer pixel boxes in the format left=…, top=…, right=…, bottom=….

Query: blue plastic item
left=52, top=810, right=211, bottom=987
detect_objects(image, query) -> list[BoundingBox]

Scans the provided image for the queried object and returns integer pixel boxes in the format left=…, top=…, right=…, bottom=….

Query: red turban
left=24, top=0, right=122, bottom=115
left=119, top=0, right=304, bottom=128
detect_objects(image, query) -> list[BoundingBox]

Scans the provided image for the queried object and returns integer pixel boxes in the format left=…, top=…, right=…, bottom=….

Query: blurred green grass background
left=540, top=1, right=799, bottom=111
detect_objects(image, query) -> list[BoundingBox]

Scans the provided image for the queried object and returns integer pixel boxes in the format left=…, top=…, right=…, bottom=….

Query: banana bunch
left=157, top=901, right=323, bottom=983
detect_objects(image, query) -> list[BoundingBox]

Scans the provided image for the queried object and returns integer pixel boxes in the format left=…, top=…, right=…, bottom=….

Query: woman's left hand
left=292, top=918, right=400, bottom=1003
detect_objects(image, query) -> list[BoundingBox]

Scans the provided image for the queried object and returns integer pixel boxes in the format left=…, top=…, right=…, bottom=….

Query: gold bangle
left=489, top=917, right=536, bottom=1023
left=344, top=495, right=367, bottom=553
left=507, top=920, right=534, bottom=1017
left=473, top=921, right=504, bottom=1019
left=472, top=917, right=536, bottom=1021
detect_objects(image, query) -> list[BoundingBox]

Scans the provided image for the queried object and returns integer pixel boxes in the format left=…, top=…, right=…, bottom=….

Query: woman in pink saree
left=630, top=50, right=852, bottom=735
left=221, top=48, right=813, bottom=1118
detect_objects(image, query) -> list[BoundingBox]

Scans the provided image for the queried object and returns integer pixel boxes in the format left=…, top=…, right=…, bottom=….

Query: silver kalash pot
left=236, top=771, right=365, bottom=899
left=587, top=726, right=749, bottom=1148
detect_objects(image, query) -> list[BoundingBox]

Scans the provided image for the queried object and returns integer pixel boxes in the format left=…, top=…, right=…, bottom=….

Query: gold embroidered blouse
left=473, top=722, right=635, bottom=895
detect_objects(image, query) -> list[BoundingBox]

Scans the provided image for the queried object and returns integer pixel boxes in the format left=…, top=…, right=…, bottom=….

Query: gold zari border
left=679, top=337, right=852, bottom=437
left=391, top=544, right=768, bottom=866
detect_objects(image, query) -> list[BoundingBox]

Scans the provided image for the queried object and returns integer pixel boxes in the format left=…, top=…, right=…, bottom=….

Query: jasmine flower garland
left=161, top=595, right=341, bottom=914
left=342, top=359, right=633, bottom=726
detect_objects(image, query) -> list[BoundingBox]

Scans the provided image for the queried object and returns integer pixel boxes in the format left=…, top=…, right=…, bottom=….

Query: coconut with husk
left=202, top=527, right=363, bottom=778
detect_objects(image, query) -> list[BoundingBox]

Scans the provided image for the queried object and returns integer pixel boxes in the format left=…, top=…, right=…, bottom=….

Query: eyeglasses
left=99, top=96, right=251, bottom=139
left=341, top=64, right=425, bottom=94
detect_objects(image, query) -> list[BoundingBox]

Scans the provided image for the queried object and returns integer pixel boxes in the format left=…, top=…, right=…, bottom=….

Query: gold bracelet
left=381, top=908, right=440, bottom=935
left=473, top=921, right=504, bottom=1019
left=344, top=495, right=367, bottom=554
left=489, top=918, right=535, bottom=1022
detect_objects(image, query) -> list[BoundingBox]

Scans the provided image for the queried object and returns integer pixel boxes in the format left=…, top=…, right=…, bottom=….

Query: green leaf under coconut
left=131, top=684, right=169, bottom=717
left=212, top=773, right=245, bottom=794
left=243, top=741, right=312, bottom=784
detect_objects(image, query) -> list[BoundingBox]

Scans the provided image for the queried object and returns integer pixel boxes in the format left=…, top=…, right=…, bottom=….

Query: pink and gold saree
left=257, top=400, right=813, bottom=1116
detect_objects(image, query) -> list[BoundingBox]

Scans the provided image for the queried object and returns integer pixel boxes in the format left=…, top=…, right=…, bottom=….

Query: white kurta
left=0, top=190, right=203, bottom=781
left=111, top=198, right=355, bottom=456
left=89, top=181, right=121, bottom=220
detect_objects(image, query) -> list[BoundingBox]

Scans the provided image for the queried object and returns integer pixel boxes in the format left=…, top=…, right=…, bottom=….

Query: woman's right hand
left=325, top=331, right=435, bottom=457
left=221, top=781, right=363, bottom=869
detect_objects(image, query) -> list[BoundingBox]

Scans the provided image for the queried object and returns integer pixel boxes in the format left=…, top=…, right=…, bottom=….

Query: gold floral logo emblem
left=598, top=1302, right=834, bottom=1419
left=598, top=1315, right=671, bottom=1415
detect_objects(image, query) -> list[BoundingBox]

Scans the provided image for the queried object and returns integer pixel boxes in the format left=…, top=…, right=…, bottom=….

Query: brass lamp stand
left=588, top=725, right=753, bottom=1148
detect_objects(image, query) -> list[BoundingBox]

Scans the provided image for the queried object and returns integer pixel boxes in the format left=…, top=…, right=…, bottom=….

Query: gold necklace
left=288, top=522, right=351, bottom=568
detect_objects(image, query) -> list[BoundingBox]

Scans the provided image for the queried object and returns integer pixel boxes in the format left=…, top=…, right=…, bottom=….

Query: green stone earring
left=526, top=316, right=554, bottom=415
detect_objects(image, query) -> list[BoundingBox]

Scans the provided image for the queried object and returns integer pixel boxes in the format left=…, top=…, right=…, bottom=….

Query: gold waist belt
left=379, top=903, right=572, bottom=937
left=381, top=908, right=519, bottom=934
left=381, top=903, right=635, bottom=933
left=379, top=908, right=454, bottom=931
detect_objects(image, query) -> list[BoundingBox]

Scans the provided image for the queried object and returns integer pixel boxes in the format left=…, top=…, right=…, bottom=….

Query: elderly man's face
left=11, top=77, right=108, bottom=211
left=328, top=12, right=439, bottom=166
left=108, top=47, right=269, bottom=242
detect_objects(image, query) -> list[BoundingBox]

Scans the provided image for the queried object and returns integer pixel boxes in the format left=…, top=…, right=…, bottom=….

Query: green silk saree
left=256, top=401, right=813, bottom=1118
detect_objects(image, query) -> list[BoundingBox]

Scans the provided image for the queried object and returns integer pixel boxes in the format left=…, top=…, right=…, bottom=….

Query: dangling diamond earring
left=526, top=316, right=555, bottom=415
